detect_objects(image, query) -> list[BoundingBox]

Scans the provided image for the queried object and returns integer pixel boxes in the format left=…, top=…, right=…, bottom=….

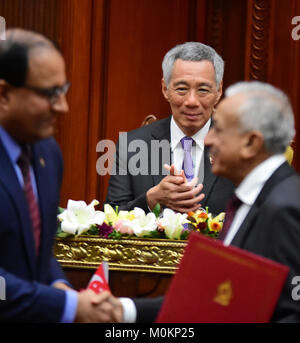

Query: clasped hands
left=147, top=164, right=205, bottom=213
left=75, top=289, right=123, bottom=323
left=53, top=282, right=123, bottom=323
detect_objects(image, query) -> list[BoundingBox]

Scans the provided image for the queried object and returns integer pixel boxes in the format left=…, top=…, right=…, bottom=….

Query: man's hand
left=75, top=290, right=123, bottom=323
left=146, top=164, right=205, bottom=213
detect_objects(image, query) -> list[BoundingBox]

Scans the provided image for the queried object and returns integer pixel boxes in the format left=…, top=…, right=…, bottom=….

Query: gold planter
left=54, top=236, right=187, bottom=274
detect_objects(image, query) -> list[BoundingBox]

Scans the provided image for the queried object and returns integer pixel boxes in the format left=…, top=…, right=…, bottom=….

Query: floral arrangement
left=56, top=200, right=225, bottom=241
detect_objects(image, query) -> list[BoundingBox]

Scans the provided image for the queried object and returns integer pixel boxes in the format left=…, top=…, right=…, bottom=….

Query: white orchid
left=118, top=207, right=157, bottom=237
left=58, top=199, right=105, bottom=235
left=157, top=208, right=188, bottom=240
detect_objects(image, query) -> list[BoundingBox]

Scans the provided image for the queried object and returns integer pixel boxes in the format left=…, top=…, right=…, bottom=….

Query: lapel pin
left=39, top=157, right=46, bottom=168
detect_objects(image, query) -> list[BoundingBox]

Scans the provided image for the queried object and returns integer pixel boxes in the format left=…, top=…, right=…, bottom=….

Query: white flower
left=158, top=208, right=188, bottom=240
left=104, top=204, right=134, bottom=225
left=58, top=199, right=105, bottom=235
left=121, top=208, right=157, bottom=237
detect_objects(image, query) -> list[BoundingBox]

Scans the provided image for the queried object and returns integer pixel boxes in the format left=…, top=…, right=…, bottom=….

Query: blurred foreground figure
left=0, top=28, right=122, bottom=323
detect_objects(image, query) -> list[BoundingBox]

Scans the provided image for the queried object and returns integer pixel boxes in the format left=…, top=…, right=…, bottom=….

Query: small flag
left=87, top=261, right=110, bottom=294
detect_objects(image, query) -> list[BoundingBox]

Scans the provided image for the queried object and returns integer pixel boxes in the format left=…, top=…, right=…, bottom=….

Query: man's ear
left=161, top=78, right=169, bottom=102
left=215, top=80, right=223, bottom=105
left=241, top=130, right=264, bottom=159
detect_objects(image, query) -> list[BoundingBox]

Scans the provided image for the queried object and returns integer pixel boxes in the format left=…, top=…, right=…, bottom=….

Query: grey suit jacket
left=105, top=116, right=234, bottom=215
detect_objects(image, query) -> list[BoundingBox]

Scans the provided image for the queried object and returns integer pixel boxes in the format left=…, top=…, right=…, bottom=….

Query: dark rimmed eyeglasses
left=21, top=81, right=71, bottom=105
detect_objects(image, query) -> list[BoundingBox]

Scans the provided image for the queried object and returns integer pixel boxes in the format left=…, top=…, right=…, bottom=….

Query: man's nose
left=184, top=90, right=200, bottom=107
left=52, top=94, right=69, bottom=113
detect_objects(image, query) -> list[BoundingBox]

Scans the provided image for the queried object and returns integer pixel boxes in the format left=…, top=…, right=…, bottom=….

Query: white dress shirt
left=223, top=154, right=286, bottom=246
left=170, top=116, right=211, bottom=183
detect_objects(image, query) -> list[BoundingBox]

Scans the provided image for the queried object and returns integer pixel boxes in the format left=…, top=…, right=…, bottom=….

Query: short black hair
left=0, top=28, right=60, bottom=87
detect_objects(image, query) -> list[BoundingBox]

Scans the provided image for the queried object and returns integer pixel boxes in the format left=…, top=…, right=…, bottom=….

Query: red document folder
left=156, top=232, right=289, bottom=323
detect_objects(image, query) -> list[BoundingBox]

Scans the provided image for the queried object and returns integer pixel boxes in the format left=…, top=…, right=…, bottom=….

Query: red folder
left=156, top=232, right=289, bottom=323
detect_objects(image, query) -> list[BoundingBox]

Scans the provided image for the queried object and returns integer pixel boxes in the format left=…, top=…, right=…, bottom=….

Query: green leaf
left=180, top=230, right=190, bottom=240
left=108, top=230, right=123, bottom=239
left=56, top=231, right=73, bottom=238
left=86, top=225, right=99, bottom=235
left=152, top=203, right=161, bottom=218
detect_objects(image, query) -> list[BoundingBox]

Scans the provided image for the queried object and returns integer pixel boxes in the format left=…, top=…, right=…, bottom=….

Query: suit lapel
left=0, top=140, right=37, bottom=277
left=231, top=162, right=294, bottom=247
left=151, top=117, right=171, bottom=186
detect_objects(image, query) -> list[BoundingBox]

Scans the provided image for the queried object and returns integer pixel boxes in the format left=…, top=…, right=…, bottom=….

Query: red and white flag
left=87, top=261, right=110, bottom=294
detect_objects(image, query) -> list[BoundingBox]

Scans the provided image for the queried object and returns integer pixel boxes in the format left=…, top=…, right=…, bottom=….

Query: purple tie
left=180, top=137, right=194, bottom=181
left=219, top=194, right=242, bottom=241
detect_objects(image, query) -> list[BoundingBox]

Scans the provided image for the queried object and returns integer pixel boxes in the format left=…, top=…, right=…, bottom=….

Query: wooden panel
left=55, top=0, right=93, bottom=207
left=85, top=0, right=108, bottom=204
left=267, top=0, right=300, bottom=172
left=97, top=0, right=207, bottom=205
left=244, top=0, right=272, bottom=81
left=205, top=0, right=247, bottom=90
left=244, top=0, right=300, bottom=172
left=0, top=0, right=95, bottom=207
left=0, top=0, right=59, bottom=39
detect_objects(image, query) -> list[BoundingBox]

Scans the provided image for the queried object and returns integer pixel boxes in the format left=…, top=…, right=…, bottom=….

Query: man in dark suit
left=105, top=42, right=234, bottom=215
left=0, top=29, right=120, bottom=322
left=114, top=81, right=300, bottom=322
left=204, top=81, right=300, bottom=322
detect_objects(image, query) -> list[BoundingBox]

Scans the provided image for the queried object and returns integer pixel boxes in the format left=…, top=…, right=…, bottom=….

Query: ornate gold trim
left=54, top=236, right=187, bottom=274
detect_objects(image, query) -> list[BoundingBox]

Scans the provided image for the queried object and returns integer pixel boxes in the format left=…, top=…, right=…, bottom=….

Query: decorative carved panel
left=244, top=0, right=272, bottom=81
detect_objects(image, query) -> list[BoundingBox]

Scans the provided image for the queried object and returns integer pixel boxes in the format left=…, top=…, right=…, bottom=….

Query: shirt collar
left=0, top=126, right=22, bottom=165
left=170, top=116, right=211, bottom=152
left=235, top=154, right=286, bottom=206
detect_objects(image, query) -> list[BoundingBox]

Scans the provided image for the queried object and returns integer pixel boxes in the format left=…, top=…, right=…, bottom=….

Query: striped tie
left=17, top=147, right=41, bottom=255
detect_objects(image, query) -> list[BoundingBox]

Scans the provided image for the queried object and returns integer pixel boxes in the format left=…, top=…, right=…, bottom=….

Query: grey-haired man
left=106, top=42, right=234, bottom=215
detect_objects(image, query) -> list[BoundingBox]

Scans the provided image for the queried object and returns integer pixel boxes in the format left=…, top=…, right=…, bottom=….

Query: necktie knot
left=180, top=137, right=193, bottom=152
left=230, top=194, right=242, bottom=211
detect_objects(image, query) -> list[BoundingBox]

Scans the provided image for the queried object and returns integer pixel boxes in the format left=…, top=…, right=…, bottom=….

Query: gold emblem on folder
left=213, top=280, right=233, bottom=306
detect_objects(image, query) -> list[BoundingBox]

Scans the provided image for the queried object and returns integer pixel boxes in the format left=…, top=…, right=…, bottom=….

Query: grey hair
left=162, top=42, right=224, bottom=89
left=225, top=81, right=295, bottom=154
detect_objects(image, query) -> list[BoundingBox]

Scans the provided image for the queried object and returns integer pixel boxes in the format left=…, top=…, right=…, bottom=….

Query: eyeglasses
left=21, top=81, right=71, bottom=105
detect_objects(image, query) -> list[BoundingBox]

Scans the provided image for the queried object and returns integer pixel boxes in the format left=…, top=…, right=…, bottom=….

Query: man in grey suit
left=105, top=42, right=234, bottom=215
